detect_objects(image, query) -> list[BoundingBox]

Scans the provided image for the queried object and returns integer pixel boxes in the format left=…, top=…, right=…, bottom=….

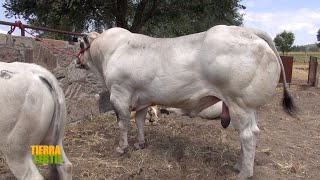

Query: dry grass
left=291, top=63, right=309, bottom=85
left=286, top=52, right=320, bottom=63
left=61, top=114, right=242, bottom=180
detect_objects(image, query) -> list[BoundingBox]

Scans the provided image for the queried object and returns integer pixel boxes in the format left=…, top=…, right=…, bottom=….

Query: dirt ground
left=0, top=63, right=319, bottom=180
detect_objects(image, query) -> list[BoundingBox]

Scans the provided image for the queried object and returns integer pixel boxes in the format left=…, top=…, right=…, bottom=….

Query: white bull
left=76, top=25, right=295, bottom=179
left=0, top=62, right=72, bottom=180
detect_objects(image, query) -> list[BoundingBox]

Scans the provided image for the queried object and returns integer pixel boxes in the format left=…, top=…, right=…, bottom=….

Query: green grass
left=280, top=51, right=320, bottom=63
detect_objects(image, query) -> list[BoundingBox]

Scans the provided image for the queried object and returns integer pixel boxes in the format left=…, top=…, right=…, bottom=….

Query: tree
left=317, top=29, right=320, bottom=48
left=274, top=31, right=295, bottom=55
left=3, top=0, right=245, bottom=40
left=141, top=0, right=245, bottom=37
left=291, top=45, right=306, bottom=52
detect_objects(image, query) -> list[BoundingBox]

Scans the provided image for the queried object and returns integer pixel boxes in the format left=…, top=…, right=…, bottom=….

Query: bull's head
left=75, top=39, right=90, bottom=69
left=75, top=33, right=99, bottom=70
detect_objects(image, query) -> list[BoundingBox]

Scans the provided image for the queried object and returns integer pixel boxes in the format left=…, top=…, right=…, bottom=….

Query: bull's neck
left=90, top=54, right=109, bottom=90
left=93, top=59, right=104, bottom=75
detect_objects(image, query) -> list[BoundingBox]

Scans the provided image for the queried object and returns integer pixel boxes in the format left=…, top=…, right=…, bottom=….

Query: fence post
left=308, top=56, right=318, bottom=86
left=20, top=28, right=25, bottom=36
left=279, top=56, right=293, bottom=86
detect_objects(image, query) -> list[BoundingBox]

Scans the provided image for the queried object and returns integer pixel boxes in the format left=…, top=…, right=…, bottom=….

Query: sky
left=0, top=0, right=319, bottom=45
left=0, top=0, right=20, bottom=36
left=240, top=0, right=320, bottom=45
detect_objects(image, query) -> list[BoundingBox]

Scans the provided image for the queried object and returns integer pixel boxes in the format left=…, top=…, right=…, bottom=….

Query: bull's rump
left=106, top=25, right=280, bottom=109
left=0, top=62, right=54, bottom=146
left=200, top=26, right=281, bottom=106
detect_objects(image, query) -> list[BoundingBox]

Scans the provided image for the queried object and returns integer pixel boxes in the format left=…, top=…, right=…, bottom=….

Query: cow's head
left=75, top=32, right=100, bottom=70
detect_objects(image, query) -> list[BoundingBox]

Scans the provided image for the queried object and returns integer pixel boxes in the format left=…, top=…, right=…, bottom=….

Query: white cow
left=166, top=101, right=222, bottom=119
left=0, top=62, right=72, bottom=180
left=130, top=105, right=160, bottom=123
left=76, top=25, right=296, bottom=179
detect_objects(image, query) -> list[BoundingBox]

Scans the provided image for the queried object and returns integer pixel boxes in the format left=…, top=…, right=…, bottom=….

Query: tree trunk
left=130, top=0, right=158, bottom=33
left=111, top=0, right=129, bottom=29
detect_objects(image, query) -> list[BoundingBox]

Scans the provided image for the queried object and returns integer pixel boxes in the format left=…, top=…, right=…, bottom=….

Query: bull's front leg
left=134, top=107, right=148, bottom=149
left=116, top=115, right=130, bottom=154
left=110, top=89, right=131, bottom=155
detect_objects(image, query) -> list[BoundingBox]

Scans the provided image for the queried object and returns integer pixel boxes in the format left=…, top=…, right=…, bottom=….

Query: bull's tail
left=38, top=75, right=66, bottom=146
left=39, top=74, right=72, bottom=180
left=252, top=29, right=297, bottom=116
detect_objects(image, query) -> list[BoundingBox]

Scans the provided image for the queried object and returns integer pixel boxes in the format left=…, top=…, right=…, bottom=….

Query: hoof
left=233, top=163, right=241, bottom=172
left=116, top=147, right=128, bottom=155
left=134, top=143, right=146, bottom=150
left=236, top=172, right=253, bottom=180
left=149, top=121, right=158, bottom=126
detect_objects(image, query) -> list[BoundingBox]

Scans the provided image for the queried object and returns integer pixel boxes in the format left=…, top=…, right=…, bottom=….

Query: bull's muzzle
left=74, top=59, right=88, bottom=70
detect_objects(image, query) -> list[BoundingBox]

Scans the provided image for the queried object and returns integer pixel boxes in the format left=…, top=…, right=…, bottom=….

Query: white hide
left=78, top=25, right=294, bottom=180
left=0, top=62, right=72, bottom=180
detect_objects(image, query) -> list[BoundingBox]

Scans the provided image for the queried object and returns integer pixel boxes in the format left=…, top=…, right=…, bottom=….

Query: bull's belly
left=132, top=80, right=221, bottom=112
left=153, top=93, right=219, bottom=109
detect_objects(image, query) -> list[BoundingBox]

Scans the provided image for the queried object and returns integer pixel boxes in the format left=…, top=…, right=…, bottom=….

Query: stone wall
left=0, top=34, right=112, bottom=123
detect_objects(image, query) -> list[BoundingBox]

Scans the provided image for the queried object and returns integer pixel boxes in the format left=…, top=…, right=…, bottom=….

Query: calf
left=166, top=101, right=222, bottom=120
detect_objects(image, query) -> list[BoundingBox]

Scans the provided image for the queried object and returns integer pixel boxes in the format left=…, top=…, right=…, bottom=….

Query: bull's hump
left=106, top=27, right=131, bottom=34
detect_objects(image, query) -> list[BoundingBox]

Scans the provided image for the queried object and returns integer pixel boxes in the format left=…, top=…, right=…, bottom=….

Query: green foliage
left=3, top=0, right=245, bottom=40
left=291, top=44, right=319, bottom=52
left=274, top=31, right=295, bottom=55
left=3, top=0, right=115, bottom=40
left=291, top=45, right=306, bottom=52
left=141, top=0, right=245, bottom=37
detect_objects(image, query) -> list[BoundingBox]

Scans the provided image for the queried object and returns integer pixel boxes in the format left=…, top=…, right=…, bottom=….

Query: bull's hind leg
left=56, top=140, right=72, bottom=180
left=46, top=141, right=72, bottom=180
left=45, top=141, right=72, bottom=180
left=3, top=149, right=44, bottom=180
left=229, top=106, right=260, bottom=180
left=134, top=107, right=148, bottom=149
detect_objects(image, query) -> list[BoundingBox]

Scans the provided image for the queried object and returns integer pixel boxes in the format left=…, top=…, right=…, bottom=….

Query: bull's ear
left=83, top=36, right=89, bottom=46
left=88, top=32, right=100, bottom=43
